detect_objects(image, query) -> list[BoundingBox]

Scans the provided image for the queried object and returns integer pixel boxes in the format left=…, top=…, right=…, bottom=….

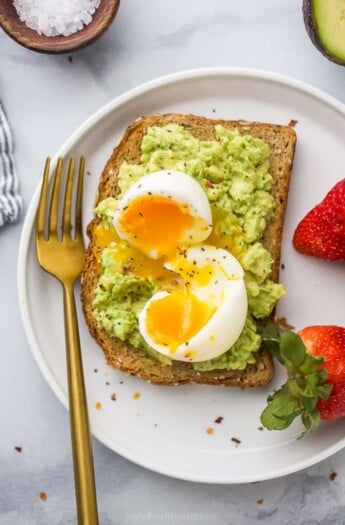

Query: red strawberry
left=316, top=380, right=345, bottom=421
left=260, top=324, right=345, bottom=432
left=299, top=326, right=345, bottom=383
left=293, top=178, right=345, bottom=261
left=299, top=326, right=345, bottom=421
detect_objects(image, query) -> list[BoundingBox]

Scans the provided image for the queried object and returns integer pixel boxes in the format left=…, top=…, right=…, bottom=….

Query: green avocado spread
left=92, top=124, right=285, bottom=370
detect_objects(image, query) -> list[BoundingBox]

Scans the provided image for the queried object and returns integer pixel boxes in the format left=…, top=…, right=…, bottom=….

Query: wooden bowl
left=0, top=0, right=120, bottom=54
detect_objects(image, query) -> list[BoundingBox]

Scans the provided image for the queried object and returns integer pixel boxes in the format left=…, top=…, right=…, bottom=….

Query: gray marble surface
left=1, top=1, right=345, bottom=524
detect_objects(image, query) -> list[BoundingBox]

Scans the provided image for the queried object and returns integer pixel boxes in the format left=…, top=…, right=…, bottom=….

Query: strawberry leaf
left=261, top=387, right=298, bottom=430
left=258, top=323, right=333, bottom=434
left=280, top=332, right=305, bottom=368
left=317, top=384, right=333, bottom=400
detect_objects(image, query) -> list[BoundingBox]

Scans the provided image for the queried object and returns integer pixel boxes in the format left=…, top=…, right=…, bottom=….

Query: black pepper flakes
left=214, top=417, right=223, bottom=424
left=14, top=446, right=22, bottom=453
left=231, top=437, right=241, bottom=445
left=329, top=472, right=337, bottom=481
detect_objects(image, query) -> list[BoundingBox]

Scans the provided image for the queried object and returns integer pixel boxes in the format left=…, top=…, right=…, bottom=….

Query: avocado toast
left=81, top=113, right=296, bottom=386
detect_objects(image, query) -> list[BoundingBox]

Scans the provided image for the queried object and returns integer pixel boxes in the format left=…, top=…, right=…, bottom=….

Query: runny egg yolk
left=118, top=195, right=197, bottom=257
left=94, top=223, right=184, bottom=291
left=167, top=253, right=216, bottom=287
left=145, top=292, right=216, bottom=353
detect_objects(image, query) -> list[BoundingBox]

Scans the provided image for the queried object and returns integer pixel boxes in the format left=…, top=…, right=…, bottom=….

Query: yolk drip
left=94, top=223, right=184, bottom=291
left=118, top=196, right=197, bottom=257
left=168, top=253, right=215, bottom=287
left=145, top=292, right=216, bottom=352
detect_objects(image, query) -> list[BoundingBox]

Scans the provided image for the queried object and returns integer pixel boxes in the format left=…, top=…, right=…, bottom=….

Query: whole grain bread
left=81, top=114, right=296, bottom=387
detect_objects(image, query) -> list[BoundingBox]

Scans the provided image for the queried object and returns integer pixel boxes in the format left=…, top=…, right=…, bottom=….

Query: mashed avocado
left=93, top=124, right=285, bottom=371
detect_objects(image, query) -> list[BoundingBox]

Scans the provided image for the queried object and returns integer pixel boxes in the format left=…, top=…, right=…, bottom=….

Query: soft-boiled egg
left=138, top=245, right=248, bottom=362
left=113, top=170, right=213, bottom=259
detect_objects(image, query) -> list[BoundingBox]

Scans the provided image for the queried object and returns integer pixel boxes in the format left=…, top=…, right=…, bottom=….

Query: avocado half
left=303, top=0, right=345, bottom=64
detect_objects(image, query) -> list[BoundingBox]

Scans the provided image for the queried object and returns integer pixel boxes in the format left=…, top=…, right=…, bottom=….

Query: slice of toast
left=81, top=114, right=296, bottom=387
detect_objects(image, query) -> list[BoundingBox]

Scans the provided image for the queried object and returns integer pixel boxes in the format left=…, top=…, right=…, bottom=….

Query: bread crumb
left=111, top=393, right=116, bottom=401
left=14, top=446, right=22, bottom=453
left=206, top=427, right=214, bottom=434
left=257, top=498, right=264, bottom=505
left=288, top=119, right=298, bottom=128
left=214, top=416, right=223, bottom=424
left=329, top=472, right=337, bottom=481
left=95, top=401, right=102, bottom=410
left=133, top=392, right=141, bottom=400
left=39, top=492, right=47, bottom=501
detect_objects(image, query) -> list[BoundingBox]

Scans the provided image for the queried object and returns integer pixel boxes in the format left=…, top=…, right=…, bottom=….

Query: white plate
left=18, top=68, right=345, bottom=484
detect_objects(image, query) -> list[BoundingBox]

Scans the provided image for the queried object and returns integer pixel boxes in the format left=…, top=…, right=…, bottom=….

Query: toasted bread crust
left=81, top=114, right=296, bottom=387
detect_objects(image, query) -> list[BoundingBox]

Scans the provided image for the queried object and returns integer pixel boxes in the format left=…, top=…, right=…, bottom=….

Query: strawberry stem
left=258, top=323, right=333, bottom=433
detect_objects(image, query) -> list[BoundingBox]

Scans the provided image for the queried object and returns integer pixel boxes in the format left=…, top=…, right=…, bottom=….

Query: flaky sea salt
left=13, top=0, right=101, bottom=37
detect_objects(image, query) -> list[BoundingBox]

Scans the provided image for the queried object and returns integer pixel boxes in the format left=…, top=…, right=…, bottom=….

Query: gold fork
left=36, top=157, right=99, bottom=525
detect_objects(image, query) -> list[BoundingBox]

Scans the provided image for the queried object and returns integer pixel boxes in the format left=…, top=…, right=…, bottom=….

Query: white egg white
left=113, top=170, right=213, bottom=259
left=138, top=245, right=248, bottom=362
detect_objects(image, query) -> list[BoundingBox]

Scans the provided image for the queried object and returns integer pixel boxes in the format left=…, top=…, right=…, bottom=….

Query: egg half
left=113, top=170, right=213, bottom=259
left=138, top=245, right=248, bottom=362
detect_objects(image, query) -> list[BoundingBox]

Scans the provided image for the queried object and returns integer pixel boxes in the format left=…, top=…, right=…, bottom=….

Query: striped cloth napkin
left=0, top=102, right=21, bottom=227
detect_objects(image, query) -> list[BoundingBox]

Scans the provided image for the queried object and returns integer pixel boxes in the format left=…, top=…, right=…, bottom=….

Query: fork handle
left=63, top=282, right=99, bottom=525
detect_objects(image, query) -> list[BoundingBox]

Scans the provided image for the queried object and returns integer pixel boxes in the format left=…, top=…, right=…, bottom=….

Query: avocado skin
left=303, top=0, right=345, bottom=65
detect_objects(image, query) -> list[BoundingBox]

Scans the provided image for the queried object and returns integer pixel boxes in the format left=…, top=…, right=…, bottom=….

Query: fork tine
left=37, top=158, right=50, bottom=237
left=62, top=158, right=75, bottom=238
left=48, top=157, right=64, bottom=238
left=75, top=157, right=85, bottom=237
